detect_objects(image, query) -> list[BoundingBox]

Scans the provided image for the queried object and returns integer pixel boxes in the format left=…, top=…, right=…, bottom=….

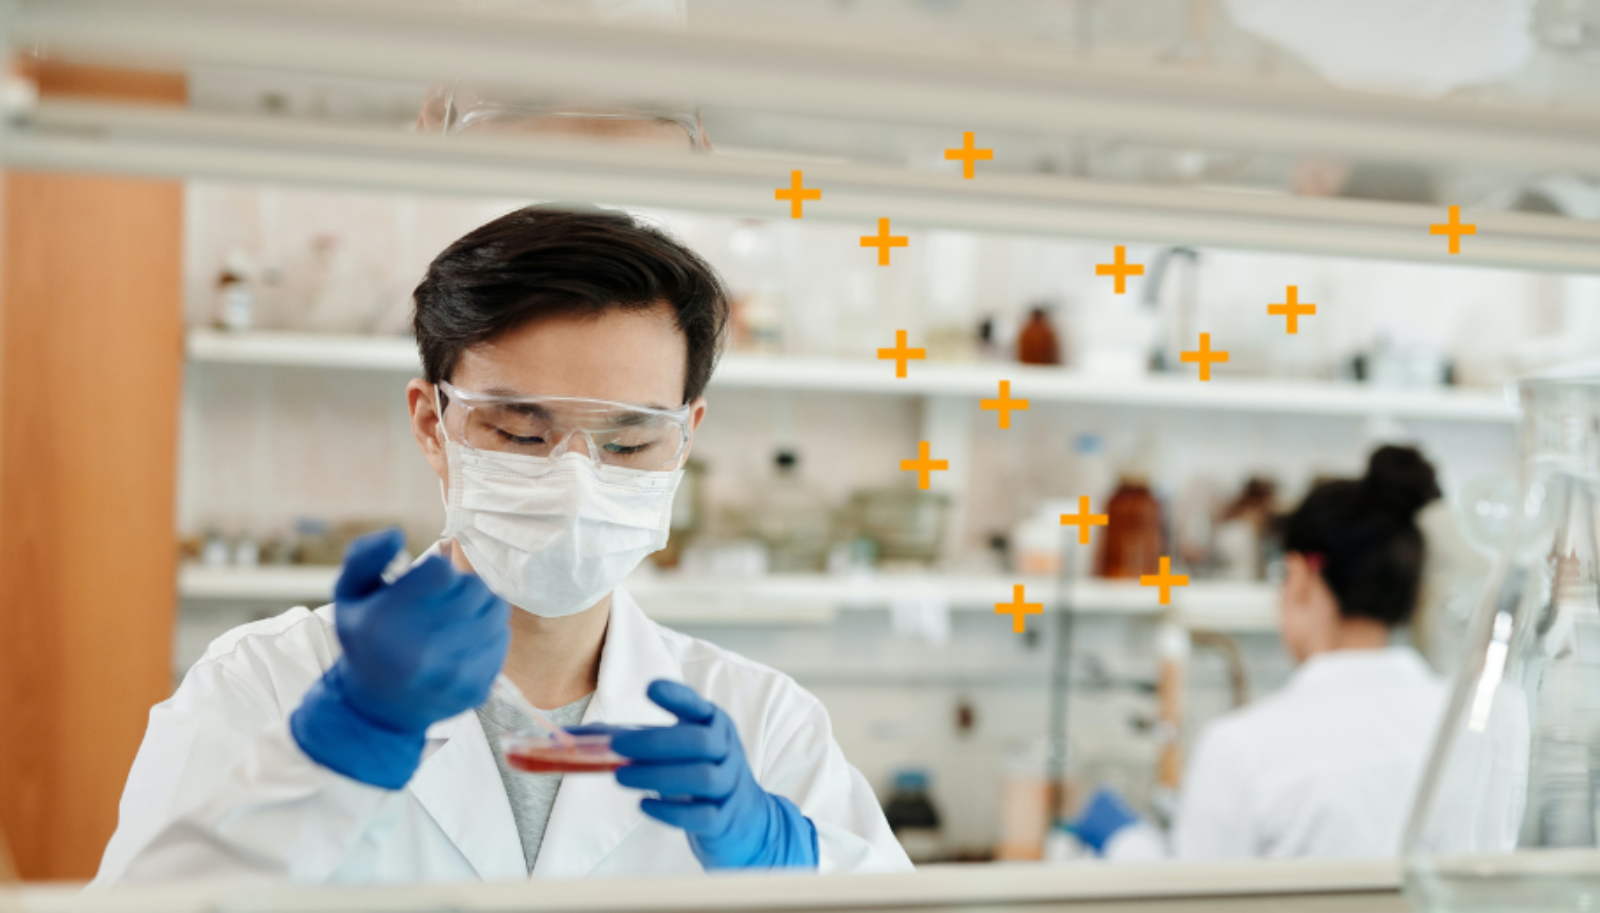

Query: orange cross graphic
left=995, top=583, right=1044, bottom=633
left=1180, top=332, right=1229, bottom=381
left=900, top=441, right=948, bottom=490
left=1140, top=556, right=1189, bottom=606
left=980, top=380, right=1029, bottom=429
left=1268, top=285, right=1317, bottom=335
left=774, top=170, right=821, bottom=219
left=1430, top=205, right=1477, bottom=255
left=1059, top=496, right=1109, bottom=545
left=944, top=131, right=993, bottom=179
left=861, top=217, right=909, bottom=266
left=1095, top=246, right=1145, bottom=294
left=877, top=330, right=926, bottom=378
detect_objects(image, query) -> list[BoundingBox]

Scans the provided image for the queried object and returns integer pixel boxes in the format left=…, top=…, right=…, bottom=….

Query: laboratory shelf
left=187, top=328, right=1517, bottom=424
left=177, top=564, right=1278, bottom=631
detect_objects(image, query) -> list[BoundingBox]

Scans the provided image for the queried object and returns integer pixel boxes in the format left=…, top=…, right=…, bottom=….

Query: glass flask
left=1406, top=377, right=1600, bottom=912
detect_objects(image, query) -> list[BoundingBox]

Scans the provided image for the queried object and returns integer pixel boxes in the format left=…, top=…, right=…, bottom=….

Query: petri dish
left=501, top=733, right=629, bottom=774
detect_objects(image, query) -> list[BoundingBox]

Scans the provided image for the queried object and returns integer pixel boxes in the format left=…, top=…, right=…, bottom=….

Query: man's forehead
left=449, top=308, right=687, bottom=408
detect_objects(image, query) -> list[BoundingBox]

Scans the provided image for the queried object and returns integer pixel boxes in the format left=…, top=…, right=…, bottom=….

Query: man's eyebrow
left=476, top=387, right=677, bottom=415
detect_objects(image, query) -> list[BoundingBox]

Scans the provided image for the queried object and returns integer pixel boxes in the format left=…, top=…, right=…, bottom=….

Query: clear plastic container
left=1404, top=377, right=1600, bottom=912
left=501, top=733, right=630, bottom=775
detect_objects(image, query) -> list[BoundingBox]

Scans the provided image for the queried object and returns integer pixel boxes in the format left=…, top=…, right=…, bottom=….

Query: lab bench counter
left=16, top=859, right=1405, bottom=913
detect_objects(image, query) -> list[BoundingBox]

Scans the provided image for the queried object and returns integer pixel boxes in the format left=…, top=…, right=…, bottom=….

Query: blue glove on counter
left=610, top=680, right=819, bottom=870
left=291, top=528, right=510, bottom=790
left=1067, top=787, right=1142, bottom=855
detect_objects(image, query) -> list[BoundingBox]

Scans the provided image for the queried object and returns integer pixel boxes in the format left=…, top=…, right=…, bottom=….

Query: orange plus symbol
left=980, top=380, right=1029, bottom=429
left=774, top=170, right=821, bottom=219
left=1095, top=246, right=1145, bottom=294
left=1140, top=556, right=1189, bottom=606
left=861, top=217, right=909, bottom=266
left=1268, top=285, right=1317, bottom=335
left=944, top=131, right=993, bottom=179
left=1180, top=332, right=1230, bottom=381
left=1430, top=205, right=1477, bottom=255
left=877, top=330, right=926, bottom=378
left=1059, top=496, right=1109, bottom=545
left=900, top=441, right=948, bottom=490
left=995, top=583, right=1043, bottom=633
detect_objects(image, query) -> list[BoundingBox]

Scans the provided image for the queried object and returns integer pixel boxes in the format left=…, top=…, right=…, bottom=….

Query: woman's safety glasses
left=436, top=381, right=691, bottom=473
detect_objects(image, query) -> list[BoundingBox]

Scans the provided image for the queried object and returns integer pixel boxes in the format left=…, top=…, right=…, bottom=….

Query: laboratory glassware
left=755, top=450, right=833, bottom=573
left=1096, top=475, right=1164, bottom=579
left=1405, top=376, right=1600, bottom=912
left=501, top=733, right=629, bottom=775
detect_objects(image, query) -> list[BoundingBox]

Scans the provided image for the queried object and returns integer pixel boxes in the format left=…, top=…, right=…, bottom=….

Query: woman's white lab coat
left=1109, top=646, right=1450, bottom=861
left=93, top=584, right=912, bottom=884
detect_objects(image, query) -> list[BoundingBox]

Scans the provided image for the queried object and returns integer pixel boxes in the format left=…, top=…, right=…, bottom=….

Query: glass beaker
left=1405, top=377, right=1600, bottom=912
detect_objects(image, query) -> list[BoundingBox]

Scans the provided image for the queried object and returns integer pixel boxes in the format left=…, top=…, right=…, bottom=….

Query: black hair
left=1283, top=445, right=1442, bottom=627
left=412, top=204, right=729, bottom=403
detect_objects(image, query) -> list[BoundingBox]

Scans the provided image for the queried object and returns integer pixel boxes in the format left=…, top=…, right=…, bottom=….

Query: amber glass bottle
left=1095, top=474, right=1164, bottom=578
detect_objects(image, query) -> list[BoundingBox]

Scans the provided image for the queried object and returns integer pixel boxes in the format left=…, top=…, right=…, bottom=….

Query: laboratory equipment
left=418, top=82, right=707, bottom=148
left=1404, top=376, right=1600, bottom=912
left=883, top=769, right=943, bottom=864
left=436, top=380, right=692, bottom=471
left=847, top=486, right=951, bottom=564
left=501, top=733, right=627, bottom=774
left=1016, top=306, right=1062, bottom=365
left=1096, top=474, right=1165, bottom=578
left=755, top=450, right=833, bottom=572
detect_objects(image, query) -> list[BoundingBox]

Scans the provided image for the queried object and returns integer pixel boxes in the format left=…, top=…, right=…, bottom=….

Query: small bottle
left=214, top=249, right=255, bottom=332
left=1095, top=473, right=1165, bottom=579
left=1016, top=306, right=1061, bottom=365
left=755, top=450, right=833, bottom=573
left=884, top=769, right=944, bottom=864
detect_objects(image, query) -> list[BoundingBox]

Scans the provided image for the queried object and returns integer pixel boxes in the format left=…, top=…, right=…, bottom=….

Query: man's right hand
left=290, top=528, right=510, bottom=789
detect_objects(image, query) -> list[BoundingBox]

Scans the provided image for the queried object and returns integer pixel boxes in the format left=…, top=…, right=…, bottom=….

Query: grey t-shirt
left=476, top=690, right=595, bottom=874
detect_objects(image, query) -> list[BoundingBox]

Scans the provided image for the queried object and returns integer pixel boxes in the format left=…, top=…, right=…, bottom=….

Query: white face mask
left=439, top=439, right=683, bottom=617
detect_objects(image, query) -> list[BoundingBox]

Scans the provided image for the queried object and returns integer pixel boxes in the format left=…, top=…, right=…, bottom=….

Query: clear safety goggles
left=435, top=380, right=692, bottom=473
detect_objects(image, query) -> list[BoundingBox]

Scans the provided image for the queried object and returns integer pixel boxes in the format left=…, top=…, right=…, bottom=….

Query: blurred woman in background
left=1081, top=445, right=1452, bottom=861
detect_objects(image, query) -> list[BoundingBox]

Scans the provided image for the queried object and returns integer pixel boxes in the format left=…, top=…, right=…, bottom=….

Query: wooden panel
left=0, top=64, right=185, bottom=881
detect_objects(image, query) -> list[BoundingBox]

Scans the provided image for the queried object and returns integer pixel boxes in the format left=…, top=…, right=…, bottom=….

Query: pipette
left=492, top=674, right=576, bottom=747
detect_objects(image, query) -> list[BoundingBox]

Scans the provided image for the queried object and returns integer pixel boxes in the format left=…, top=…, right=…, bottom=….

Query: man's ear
left=678, top=396, right=708, bottom=467
left=407, top=378, right=448, bottom=484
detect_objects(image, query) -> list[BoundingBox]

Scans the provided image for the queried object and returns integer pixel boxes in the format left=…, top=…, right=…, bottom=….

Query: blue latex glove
left=290, top=528, right=510, bottom=789
left=1067, top=787, right=1142, bottom=855
left=610, top=680, right=818, bottom=870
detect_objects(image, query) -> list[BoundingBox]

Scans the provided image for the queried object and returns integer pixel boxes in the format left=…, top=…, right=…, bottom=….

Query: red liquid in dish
left=504, top=739, right=628, bottom=774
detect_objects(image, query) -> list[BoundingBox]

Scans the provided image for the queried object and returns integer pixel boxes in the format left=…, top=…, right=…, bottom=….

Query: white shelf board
left=20, top=100, right=1600, bottom=275
left=188, top=329, right=1516, bottom=423
left=188, top=329, right=420, bottom=371
left=21, top=0, right=1600, bottom=178
left=178, top=564, right=1278, bottom=631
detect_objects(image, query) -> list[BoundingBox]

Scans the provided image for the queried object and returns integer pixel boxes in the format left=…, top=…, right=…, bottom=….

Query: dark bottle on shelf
left=1095, top=473, right=1165, bottom=579
left=884, top=769, right=943, bottom=864
left=1016, top=307, right=1061, bottom=366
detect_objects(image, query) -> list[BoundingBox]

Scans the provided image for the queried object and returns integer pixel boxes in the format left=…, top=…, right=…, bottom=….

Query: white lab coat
left=93, top=583, right=912, bottom=885
left=1109, top=646, right=1450, bottom=862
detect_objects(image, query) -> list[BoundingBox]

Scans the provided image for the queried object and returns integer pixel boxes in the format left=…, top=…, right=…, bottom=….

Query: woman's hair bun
left=1362, top=445, right=1441, bottom=519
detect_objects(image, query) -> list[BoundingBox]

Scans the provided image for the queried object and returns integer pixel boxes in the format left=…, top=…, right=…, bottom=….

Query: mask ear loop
left=433, top=383, right=457, bottom=560
left=434, top=383, right=456, bottom=446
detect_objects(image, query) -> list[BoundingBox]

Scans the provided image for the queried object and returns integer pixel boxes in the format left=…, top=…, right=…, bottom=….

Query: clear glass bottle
left=1405, top=377, right=1600, bottom=912
left=755, top=450, right=833, bottom=573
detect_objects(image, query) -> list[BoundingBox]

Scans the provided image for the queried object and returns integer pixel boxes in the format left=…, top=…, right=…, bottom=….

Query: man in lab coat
left=94, top=205, right=912, bottom=884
